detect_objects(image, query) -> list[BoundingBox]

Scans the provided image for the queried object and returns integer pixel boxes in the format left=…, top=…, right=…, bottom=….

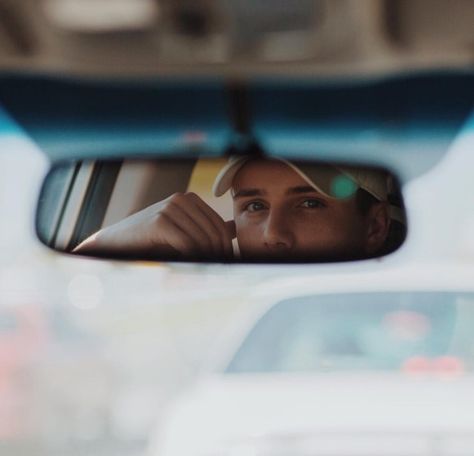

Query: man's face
left=231, top=159, right=376, bottom=260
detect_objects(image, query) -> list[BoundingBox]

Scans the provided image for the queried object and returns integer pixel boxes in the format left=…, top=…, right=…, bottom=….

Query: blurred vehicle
left=151, top=264, right=474, bottom=456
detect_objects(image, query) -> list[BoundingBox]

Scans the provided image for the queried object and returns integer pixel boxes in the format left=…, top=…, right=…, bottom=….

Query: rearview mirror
left=36, top=157, right=406, bottom=263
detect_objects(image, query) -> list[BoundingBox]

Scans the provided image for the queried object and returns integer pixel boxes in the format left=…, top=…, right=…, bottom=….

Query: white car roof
left=252, top=262, right=474, bottom=301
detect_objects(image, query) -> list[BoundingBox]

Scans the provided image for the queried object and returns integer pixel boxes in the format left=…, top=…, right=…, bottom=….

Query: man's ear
left=365, top=202, right=390, bottom=255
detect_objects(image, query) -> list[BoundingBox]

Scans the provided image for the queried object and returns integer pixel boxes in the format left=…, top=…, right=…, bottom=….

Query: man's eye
left=300, top=199, right=326, bottom=209
left=245, top=201, right=267, bottom=212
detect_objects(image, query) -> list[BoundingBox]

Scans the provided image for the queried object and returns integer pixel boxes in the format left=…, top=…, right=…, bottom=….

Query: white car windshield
left=226, top=292, right=474, bottom=373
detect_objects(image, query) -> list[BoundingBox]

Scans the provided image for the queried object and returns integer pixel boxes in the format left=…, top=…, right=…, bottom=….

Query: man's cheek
left=235, top=217, right=260, bottom=250
left=296, top=220, right=349, bottom=251
left=235, top=222, right=252, bottom=245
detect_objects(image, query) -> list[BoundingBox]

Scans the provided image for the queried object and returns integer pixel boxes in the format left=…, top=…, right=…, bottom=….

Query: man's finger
left=157, top=213, right=201, bottom=256
left=175, top=194, right=225, bottom=256
left=186, top=193, right=234, bottom=258
left=225, top=220, right=236, bottom=240
left=162, top=202, right=215, bottom=256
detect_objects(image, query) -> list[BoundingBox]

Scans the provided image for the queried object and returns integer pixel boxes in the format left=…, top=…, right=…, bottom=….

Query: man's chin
left=239, top=249, right=368, bottom=263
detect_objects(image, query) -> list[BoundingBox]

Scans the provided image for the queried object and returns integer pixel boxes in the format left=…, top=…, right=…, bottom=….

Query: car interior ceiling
left=0, top=1, right=473, bottom=76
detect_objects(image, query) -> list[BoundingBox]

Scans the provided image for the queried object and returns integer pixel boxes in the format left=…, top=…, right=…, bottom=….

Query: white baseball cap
left=212, top=156, right=390, bottom=201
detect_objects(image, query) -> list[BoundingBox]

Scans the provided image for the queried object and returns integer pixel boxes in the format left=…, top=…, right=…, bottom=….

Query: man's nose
left=263, top=209, right=294, bottom=250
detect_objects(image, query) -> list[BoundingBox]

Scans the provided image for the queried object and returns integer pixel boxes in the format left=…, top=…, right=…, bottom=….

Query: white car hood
left=154, top=372, right=474, bottom=455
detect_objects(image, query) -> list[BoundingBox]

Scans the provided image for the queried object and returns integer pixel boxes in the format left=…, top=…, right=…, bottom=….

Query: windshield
left=226, top=292, right=474, bottom=373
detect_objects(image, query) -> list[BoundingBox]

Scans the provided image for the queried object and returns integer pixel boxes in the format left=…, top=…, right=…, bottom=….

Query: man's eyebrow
left=233, top=188, right=265, bottom=198
left=286, top=186, right=319, bottom=195
left=232, top=186, right=320, bottom=198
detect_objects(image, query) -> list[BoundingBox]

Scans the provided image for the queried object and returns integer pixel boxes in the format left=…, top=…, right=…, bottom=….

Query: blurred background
left=0, top=108, right=264, bottom=455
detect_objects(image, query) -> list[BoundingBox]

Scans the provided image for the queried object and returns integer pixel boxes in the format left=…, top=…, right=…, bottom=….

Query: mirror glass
left=37, top=157, right=406, bottom=262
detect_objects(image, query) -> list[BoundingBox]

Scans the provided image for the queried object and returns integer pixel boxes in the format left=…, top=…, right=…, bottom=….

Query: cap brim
left=212, top=156, right=252, bottom=197
left=212, top=157, right=352, bottom=199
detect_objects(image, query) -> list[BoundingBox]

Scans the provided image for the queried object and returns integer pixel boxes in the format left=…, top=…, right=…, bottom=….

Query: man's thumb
left=225, top=220, right=236, bottom=239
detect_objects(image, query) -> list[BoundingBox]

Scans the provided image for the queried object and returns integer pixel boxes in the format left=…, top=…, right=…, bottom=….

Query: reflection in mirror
left=37, top=157, right=407, bottom=263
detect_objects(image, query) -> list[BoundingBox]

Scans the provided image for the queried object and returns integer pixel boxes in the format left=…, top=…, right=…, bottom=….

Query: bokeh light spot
left=331, top=175, right=357, bottom=199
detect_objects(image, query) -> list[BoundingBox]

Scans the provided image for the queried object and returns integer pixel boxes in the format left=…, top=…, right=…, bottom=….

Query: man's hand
left=74, top=192, right=236, bottom=260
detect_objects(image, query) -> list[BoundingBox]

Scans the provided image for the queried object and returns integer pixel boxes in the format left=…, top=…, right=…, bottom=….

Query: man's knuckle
left=169, top=192, right=185, bottom=203
left=153, top=211, right=166, bottom=224
left=185, top=192, right=202, bottom=204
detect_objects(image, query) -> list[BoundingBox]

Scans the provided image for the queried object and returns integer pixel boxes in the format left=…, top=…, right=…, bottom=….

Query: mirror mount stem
left=224, top=134, right=265, bottom=158
left=225, top=81, right=265, bottom=158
